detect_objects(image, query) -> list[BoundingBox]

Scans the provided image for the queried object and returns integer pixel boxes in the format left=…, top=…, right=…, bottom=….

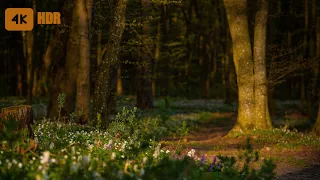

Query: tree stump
left=0, top=105, right=34, bottom=138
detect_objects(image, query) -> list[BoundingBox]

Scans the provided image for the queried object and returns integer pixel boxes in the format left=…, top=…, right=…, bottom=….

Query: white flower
left=49, top=142, right=54, bottom=149
left=18, top=162, right=22, bottom=168
left=140, top=168, right=145, bottom=176
left=50, top=158, right=56, bottom=163
left=187, top=149, right=195, bottom=157
left=12, top=159, right=17, bottom=164
left=121, top=155, right=125, bottom=158
left=153, top=144, right=161, bottom=158
left=41, top=151, right=50, bottom=164
left=117, top=170, right=123, bottom=179
left=71, top=162, right=78, bottom=172
left=121, top=141, right=127, bottom=151
left=166, top=150, right=170, bottom=154
left=64, top=155, right=68, bottom=159
left=108, top=139, right=113, bottom=146
left=111, top=152, right=116, bottom=160
left=133, top=164, right=138, bottom=172
left=83, top=155, right=90, bottom=164
left=142, top=157, right=147, bottom=165
left=7, top=162, right=12, bottom=169
left=88, top=144, right=94, bottom=150
left=93, top=171, right=100, bottom=178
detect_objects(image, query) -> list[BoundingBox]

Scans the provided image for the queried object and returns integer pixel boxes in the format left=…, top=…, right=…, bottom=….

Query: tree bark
left=22, top=30, right=34, bottom=104
left=312, top=11, right=320, bottom=135
left=75, top=0, right=93, bottom=124
left=136, top=0, right=153, bottom=109
left=47, top=0, right=77, bottom=118
left=253, top=0, right=272, bottom=129
left=117, top=65, right=123, bottom=96
left=224, top=0, right=255, bottom=131
left=313, top=90, right=320, bottom=135
left=92, top=0, right=127, bottom=125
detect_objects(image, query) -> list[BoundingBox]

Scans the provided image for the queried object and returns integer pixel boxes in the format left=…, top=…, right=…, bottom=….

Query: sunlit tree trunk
left=253, top=0, right=272, bottom=129
left=224, top=0, right=255, bottom=131
left=224, top=0, right=271, bottom=131
left=75, top=0, right=92, bottom=123
left=92, top=0, right=127, bottom=125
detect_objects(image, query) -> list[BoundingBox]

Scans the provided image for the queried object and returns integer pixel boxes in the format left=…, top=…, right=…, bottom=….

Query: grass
left=0, top=96, right=319, bottom=178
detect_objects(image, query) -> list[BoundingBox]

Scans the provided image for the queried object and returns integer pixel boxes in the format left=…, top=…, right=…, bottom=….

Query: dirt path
left=163, top=112, right=320, bottom=179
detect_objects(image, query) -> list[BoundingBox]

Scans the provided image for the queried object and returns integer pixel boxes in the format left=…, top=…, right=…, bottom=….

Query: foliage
left=0, top=106, right=277, bottom=179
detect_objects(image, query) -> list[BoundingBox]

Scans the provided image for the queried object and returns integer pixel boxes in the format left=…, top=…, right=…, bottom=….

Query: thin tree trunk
left=16, top=63, right=23, bottom=97
left=75, top=0, right=93, bottom=124
left=136, top=0, right=153, bottom=109
left=152, top=21, right=161, bottom=98
left=92, top=0, right=127, bottom=125
left=313, top=90, right=320, bottom=135
left=97, top=29, right=102, bottom=66
left=22, top=30, right=33, bottom=104
left=62, top=3, right=81, bottom=116
left=47, top=0, right=77, bottom=118
left=253, top=0, right=272, bottom=129
left=117, top=65, right=123, bottom=96
left=312, top=10, right=320, bottom=135
left=224, top=0, right=255, bottom=131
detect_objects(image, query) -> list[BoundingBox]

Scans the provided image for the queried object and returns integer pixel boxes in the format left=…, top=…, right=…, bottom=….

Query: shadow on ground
left=275, top=164, right=320, bottom=180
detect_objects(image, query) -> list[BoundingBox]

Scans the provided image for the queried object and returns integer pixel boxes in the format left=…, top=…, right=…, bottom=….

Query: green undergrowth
left=0, top=105, right=276, bottom=179
left=229, top=128, right=320, bottom=150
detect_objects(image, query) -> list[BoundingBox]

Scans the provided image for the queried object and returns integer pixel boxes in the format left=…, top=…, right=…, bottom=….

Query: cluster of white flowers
left=187, top=149, right=195, bottom=157
left=153, top=143, right=161, bottom=158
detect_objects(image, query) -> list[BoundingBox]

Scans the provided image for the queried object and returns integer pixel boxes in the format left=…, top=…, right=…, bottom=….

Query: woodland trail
left=163, top=111, right=320, bottom=179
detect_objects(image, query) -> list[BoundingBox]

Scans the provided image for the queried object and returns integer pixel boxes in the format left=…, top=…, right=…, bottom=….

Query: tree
left=92, top=0, right=127, bottom=125
left=47, top=0, right=76, bottom=118
left=135, top=0, right=154, bottom=109
left=223, top=0, right=272, bottom=131
left=312, top=8, right=320, bottom=135
left=75, top=0, right=93, bottom=123
left=253, top=0, right=271, bottom=129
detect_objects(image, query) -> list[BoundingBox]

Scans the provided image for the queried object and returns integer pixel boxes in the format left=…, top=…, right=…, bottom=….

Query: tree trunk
left=47, top=0, right=77, bottom=118
left=117, top=65, right=123, bottom=96
left=312, top=10, right=320, bottom=135
left=136, top=0, right=153, bottom=109
left=75, top=0, right=92, bottom=124
left=224, top=0, right=255, bottom=131
left=62, top=2, right=81, bottom=117
left=313, top=90, right=320, bottom=135
left=22, top=30, right=34, bottom=104
left=253, top=0, right=272, bottom=129
left=152, top=21, right=161, bottom=98
left=92, top=0, right=127, bottom=125
left=0, top=105, right=34, bottom=139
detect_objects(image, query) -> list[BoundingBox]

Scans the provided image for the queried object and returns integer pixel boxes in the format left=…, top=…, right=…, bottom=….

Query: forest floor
left=158, top=100, right=320, bottom=179
left=1, top=97, right=320, bottom=179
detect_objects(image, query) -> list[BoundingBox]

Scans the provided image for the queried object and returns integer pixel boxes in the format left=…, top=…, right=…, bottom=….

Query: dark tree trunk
left=92, top=0, right=127, bottom=125
left=136, top=0, right=153, bottom=109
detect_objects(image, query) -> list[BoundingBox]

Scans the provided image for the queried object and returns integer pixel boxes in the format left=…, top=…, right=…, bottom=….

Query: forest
left=0, top=0, right=320, bottom=179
